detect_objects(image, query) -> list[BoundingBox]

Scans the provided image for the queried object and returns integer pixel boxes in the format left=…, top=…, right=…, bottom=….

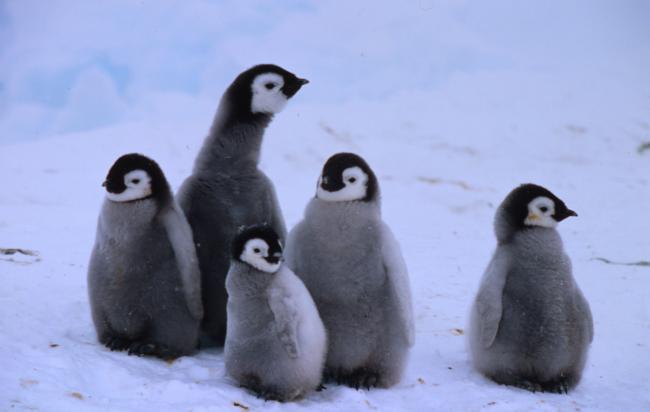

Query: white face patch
left=316, top=166, right=368, bottom=202
left=106, top=170, right=152, bottom=202
left=524, top=196, right=557, bottom=228
left=250, top=73, right=288, bottom=114
left=240, top=238, right=281, bottom=273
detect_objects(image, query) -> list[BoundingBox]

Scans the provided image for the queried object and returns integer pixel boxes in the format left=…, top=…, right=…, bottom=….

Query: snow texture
left=1, top=1, right=650, bottom=411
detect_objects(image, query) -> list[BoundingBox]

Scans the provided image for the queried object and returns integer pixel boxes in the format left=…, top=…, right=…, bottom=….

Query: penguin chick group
left=87, top=63, right=594, bottom=401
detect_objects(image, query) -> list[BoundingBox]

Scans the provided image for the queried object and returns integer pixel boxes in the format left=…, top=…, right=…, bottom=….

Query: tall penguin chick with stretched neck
left=177, top=64, right=308, bottom=346
left=285, top=153, right=414, bottom=389
left=88, top=154, right=203, bottom=360
left=469, top=183, right=593, bottom=393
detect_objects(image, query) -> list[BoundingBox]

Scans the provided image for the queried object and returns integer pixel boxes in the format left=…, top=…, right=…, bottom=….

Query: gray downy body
left=177, top=100, right=286, bottom=346
left=224, top=262, right=327, bottom=401
left=469, top=212, right=593, bottom=392
left=87, top=198, right=200, bottom=357
left=285, top=198, right=413, bottom=388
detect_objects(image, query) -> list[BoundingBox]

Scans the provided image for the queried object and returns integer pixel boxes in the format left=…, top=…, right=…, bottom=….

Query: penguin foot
left=345, top=368, right=381, bottom=390
left=511, top=379, right=544, bottom=393
left=510, top=378, right=570, bottom=394
left=540, top=378, right=570, bottom=394
left=316, top=384, right=327, bottom=392
left=104, top=336, right=131, bottom=352
left=126, top=341, right=179, bottom=360
left=127, top=341, right=157, bottom=357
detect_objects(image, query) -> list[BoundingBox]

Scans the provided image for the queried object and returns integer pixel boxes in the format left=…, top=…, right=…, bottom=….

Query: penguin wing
left=267, top=271, right=301, bottom=359
left=576, top=288, right=594, bottom=343
left=159, top=201, right=204, bottom=320
left=474, top=249, right=510, bottom=348
left=380, top=223, right=415, bottom=346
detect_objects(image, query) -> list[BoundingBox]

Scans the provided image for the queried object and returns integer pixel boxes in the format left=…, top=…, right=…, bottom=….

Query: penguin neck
left=193, top=97, right=272, bottom=174
left=496, top=215, right=565, bottom=255
left=226, top=261, right=275, bottom=298
left=306, top=197, right=382, bottom=228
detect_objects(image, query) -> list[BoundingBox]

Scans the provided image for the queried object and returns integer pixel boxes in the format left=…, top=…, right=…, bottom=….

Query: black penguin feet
left=540, top=377, right=571, bottom=394
left=126, top=341, right=179, bottom=360
left=345, top=368, right=381, bottom=390
left=104, top=336, right=131, bottom=352
left=127, top=341, right=157, bottom=357
left=509, top=376, right=571, bottom=394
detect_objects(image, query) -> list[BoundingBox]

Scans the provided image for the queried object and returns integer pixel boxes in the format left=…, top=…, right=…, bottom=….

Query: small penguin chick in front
left=177, top=64, right=308, bottom=347
left=469, top=183, right=593, bottom=394
left=285, top=152, right=414, bottom=390
left=224, top=225, right=327, bottom=402
left=88, top=153, right=203, bottom=360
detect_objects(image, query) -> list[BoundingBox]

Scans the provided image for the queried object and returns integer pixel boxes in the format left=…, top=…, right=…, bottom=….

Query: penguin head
left=500, top=183, right=577, bottom=230
left=103, top=154, right=170, bottom=203
left=232, top=225, right=283, bottom=273
left=316, top=152, right=378, bottom=202
left=225, top=64, right=308, bottom=118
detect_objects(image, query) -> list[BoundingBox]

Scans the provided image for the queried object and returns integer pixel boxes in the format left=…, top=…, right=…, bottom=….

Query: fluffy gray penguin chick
left=177, top=64, right=308, bottom=346
left=224, top=225, right=327, bottom=401
left=469, top=183, right=593, bottom=393
left=88, top=153, right=203, bottom=359
left=285, top=152, right=415, bottom=389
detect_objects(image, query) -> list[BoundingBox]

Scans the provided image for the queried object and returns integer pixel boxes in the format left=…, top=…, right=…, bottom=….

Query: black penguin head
left=224, top=64, right=308, bottom=120
left=316, top=152, right=378, bottom=202
left=103, top=153, right=170, bottom=203
left=232, top=225, right=283, bottom=273
left=499, top=183, right=577, bottom=230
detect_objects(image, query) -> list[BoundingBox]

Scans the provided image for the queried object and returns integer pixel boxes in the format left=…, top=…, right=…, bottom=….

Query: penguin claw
left=104, top=336, right=131, bottom=352
left=127, top=342, right=157, bottom=357
left=346, top=368, right=380, bottom=390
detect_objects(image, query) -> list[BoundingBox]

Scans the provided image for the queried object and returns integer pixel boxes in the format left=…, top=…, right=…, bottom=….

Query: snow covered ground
left=1, top=1, right=649, bottom=411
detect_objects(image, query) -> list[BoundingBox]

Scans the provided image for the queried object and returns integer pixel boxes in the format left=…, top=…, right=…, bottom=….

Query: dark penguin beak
left=320, top=175, right=344, bottom=192
left=265, top=251, right=283, bottom=265
left=282, top=77, right=309, bottom=98
left=554, top=207, right=578, bottom=221
left=102, top=180, right=107, bottom=188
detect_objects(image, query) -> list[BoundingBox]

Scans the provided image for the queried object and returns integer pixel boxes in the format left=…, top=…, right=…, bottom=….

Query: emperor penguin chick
left=88, top=153, right=202, bottom=359
left=285, top=153, right=415, bottom=389
left=469, top=183, right=593, bottom=393
left=224, top=225, right=327, bottom=402
left=177, top=64, right=309, bottom=346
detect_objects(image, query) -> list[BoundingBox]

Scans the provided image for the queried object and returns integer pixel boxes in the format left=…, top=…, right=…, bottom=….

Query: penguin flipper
left=159, top=201, right=204, bottom=320
left=268, top=274, right=301, bottom=359
left=475, top=249, right=510, bottom=348
left=380, top=223, right=415, bottom=346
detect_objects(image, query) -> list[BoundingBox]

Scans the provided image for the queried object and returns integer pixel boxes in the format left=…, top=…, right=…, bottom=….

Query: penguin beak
left=282, top=77, right=309, bottom=98
left=265, top=252, right=283, bottom=265
left=526, top=212, right=539, bottom=221
left=554, top=208, right=578, bottom=221
left=101, top=180, right=107, bottom=187
left=265, top=256, right=280, bottom=264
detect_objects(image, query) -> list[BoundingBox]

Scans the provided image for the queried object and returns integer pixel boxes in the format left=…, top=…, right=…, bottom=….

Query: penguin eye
left=131, top=179, right=140, bottom=184
left=539, top=206, right=549, bottom=213
left=348, top=177, right=356, bottom=183
left=264, top=82, right=275, bottom=90
left=253, top=248, right=261, bottom=254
